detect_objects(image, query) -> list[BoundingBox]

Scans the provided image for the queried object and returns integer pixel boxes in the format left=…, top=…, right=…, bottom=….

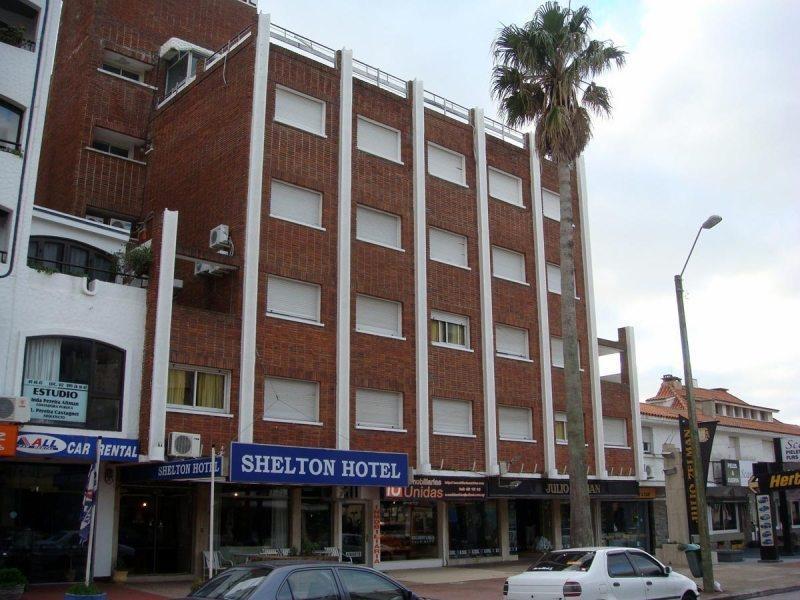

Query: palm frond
left=582, top=82, right=611, bottom=116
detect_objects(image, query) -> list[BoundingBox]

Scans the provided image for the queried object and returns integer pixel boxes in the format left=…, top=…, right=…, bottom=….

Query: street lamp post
left=675, top=214, right=721, bottom=593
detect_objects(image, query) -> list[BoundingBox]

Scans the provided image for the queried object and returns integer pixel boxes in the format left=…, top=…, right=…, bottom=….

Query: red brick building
left=3, top=0, right=644, bottom=578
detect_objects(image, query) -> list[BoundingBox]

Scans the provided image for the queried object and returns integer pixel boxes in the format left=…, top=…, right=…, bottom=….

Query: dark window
left=22, top=336, right=125, bottom=431
left=337, top=569, right=404, bottom=600
left=286, top=569, right=339, bottom=600
left=91, top=139, right=129, bottom=158
left=27, top=236, right=116, bottom=281
left=192, top=567, right=273, bottom=600
left=0, top=99, right=23, bottom=151
left=528, top=551, right=595, bottom=572
left=607, top=552, right=637, bottom=578
left=628, top=552, right=664, bottom=577
left=100, top=63, right=141, bottom=81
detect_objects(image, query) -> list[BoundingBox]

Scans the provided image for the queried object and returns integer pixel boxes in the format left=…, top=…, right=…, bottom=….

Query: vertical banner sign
left=756, top=494, right=775, bottom=547
left=78, top=459, right=98, bottom=543
left=372, top=504, right=382, bottom=565
left=679, top=417, right=717, bottom=536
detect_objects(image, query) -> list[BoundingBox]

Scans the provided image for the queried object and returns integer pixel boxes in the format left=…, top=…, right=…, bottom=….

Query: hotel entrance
left=342, top=503, right=366, bottom=564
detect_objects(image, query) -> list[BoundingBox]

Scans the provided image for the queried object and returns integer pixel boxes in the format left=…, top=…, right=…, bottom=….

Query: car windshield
left=528, top=551, right=595, bottom=572
left=193, top=567, right=274, bottom=600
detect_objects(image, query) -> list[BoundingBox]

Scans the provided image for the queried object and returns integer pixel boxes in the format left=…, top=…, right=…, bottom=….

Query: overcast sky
left=261, top=0, right=800, bottom=423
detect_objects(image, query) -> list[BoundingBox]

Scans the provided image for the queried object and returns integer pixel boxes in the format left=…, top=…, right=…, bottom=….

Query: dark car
left=182, top=561, right=423, bottom=600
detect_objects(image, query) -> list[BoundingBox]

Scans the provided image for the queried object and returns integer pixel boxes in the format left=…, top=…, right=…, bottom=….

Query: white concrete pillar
left=624, top=326, right=646, bottom=481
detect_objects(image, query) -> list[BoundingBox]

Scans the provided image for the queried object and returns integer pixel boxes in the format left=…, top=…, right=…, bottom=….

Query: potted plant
left=0, top=568, right=26, bottom=600
left=111, top=556, right=128, bottom=583
left=114, top=242, right=152, bottom=283
left=65, top=582, right=106, bottom=600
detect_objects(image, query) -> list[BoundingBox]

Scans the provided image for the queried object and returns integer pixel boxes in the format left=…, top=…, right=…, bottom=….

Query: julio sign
left=16, top=432, right=139, bottom=462
left=230, top=443, right=408, bottom=487
left=23, top=379, right=88, bottom=424
left=121, top=456, right=223, bottom=482
left=678, top=416, right=717, bottom=537
left=384, top=476, right=485, bottom=500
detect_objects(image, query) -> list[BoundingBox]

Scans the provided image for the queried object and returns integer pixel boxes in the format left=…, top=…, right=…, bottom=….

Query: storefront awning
left=487, top=476, right=639, bottom=499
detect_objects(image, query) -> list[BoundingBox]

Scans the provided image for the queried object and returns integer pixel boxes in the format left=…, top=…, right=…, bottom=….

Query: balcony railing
left=423, top=90, right=470, bottom=124
left=269, top=22, right=336, bottom=67
left=484, top=116, right=525, bottom=147
left=204, top=25, right=254, bottom=71
left=27, top=255, right=148, bottom=288
left=352, top=58, right=407, bottom=98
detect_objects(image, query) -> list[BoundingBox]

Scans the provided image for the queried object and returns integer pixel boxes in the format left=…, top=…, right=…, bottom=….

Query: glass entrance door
left=118, top=486, right=193, bottom=574
left=341, top=503, right=365, bottom=564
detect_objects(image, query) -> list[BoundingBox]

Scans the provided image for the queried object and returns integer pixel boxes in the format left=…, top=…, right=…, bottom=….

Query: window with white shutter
left=427, top=142, right=466, bottom=186
left=429, top=227, right=468, bottom=268
left=603, top=417, right=628, bottom=447
left=430, top=310, right=470, bottom=350
left=355, top=295, right=403, bottom=338
left=357, top=116, right=401, bottom=163
left=270, top=180, right=323, bottom=229
left=432, top=398, right=472, bottom=436
left=546, top=263, right=562, bottom=294
left=356, top=205, right=402, bottom=250
left=488, top=167, right=523, bottom=207
left=274, top=85, right=326, bottom=136
left=642, top=426, right=654, bottom=454
left=266, top=276, right=321, bottom=324
left=492, top=246, right=527, bottom=283
left=264, top=377, right=319, bottom=424
left=495, top=324, right=529, bottom=359
left=355, top=388, right=403, bottom=430
left=555, top=412, right=568, bottom=443
left=498, top=406, right=533, bottom=441
left=550, top=336, right=581, bottom=368
left=542, top=188, right=561, bottom=221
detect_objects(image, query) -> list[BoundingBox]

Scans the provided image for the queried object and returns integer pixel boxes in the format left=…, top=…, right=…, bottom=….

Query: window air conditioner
left=209, top=224, right=231, bottom=252
left=168, top=431, right=201, bottom=458
left=194, top=261, right=225, bottom=277
left=645, top=464, right=654, bottom=480
left=0, top=397, right=31, bottom=423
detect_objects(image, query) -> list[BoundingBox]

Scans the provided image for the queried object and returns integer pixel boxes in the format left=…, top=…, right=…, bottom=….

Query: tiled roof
left=646, top=380, right=773, bottom=410
left=639, top=402, right=800, bottom=436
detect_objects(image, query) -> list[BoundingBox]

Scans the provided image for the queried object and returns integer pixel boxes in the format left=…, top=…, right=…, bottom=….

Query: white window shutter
left=488, top=167, right=523, bottom=206
left=427, top=143, right=465, bottom=185
left=542, top=188, right=561, bottom=221
left=267, top=276, right=320, bottom=323
left=356, top=389, right=402, bottom=429
left=551, top=337, right=565, bottom=368
left=357, top=117, right=401, bottom=162
left=270, top=180, right=322, bottom=228
left=356, top=205, right=401, bottom=248
left=492, top=246, right=526, bottom=282
left=274, top=86, right=325, bottom=136
left=546, top=263, right=562, bottom=294
left=499, top=406, right=533, bottom=440
left=603, top=417, right=627, bottom=446
left=264, top=377, right=318, bottom=422
left=495, top=324, right=529, bottom=358
left=356, top=295, right=402, bottom=337
left=429, top=228, right=467, bottom=267
left=432, top=398, right=472, bottom=435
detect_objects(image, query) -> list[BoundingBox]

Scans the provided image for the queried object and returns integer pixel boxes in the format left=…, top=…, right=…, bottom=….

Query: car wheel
left=681, top=592, right=697, bottom=600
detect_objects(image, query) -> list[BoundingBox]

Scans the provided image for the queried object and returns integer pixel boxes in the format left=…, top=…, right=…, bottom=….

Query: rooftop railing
left=484, top=115, right=525, bottom=147
left=269, top=22, right=336, bottom=67
left=352, top=58, right=407, bottom=98
left=423, top=90, right=470, bottom=124
left=204, top=25, right=254, bottom=71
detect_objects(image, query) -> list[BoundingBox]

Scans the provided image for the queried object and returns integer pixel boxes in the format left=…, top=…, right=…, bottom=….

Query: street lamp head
left=702, top=215, right=722, bottom=230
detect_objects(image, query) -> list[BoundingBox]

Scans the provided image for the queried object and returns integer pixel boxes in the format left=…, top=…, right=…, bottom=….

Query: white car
left=503, top=547, right=699, bottom=600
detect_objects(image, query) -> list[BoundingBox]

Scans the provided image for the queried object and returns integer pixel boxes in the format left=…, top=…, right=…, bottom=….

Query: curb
left=708, top=584, right=800, bottom=599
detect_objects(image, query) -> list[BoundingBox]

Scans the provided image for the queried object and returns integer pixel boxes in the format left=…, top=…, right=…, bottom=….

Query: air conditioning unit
left=194, top=261, right=225, bottom=277
left=168, top=431, right=201, bottom=458
left=0, top=397, right=30, bottom=423
left=209, top=224, right=231, bottom=252
left=645, top=464, right=654, bottom=480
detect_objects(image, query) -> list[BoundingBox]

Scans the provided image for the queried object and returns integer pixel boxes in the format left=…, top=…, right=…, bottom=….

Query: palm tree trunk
left=557, top=159, right=593, bottom=548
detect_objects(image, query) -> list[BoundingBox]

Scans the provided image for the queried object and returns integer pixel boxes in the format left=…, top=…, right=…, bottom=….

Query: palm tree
left=492, top=2, right=625, bottom=547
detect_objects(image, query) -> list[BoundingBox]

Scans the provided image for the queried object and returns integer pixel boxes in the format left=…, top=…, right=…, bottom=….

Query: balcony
left=0, top=0, right=39, bottom=52
left=77, top=147, right=147, bottom=217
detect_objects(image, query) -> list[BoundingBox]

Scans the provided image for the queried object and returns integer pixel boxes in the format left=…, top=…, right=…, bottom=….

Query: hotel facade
left=0, top=0, right=645, bottom=580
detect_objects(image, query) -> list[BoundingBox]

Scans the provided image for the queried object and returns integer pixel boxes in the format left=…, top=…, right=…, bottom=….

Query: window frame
left=491, top=245, right=527, bottom=285
left=21, top=335, right=126, bottom=431
left=427, top=142, right=466, bottom=187
left=337, top=567, right=407, bottom=598
left=487, top=166, right=524, bottom=207
left=27, top=236, right=116, bottom=282
left=356, top=115, right=402, bottom=163
left=430, top=310, right=470, bottom=351
left=266, top=275, right=323, bottom=326
left=494, top=323, right=530, bottom=360
left=355, top=294, right=404, bottom=339
left=708, top=502, right=740, bottom=533
left=274, top=84, right=327, bottom=138
left=550, top=336, right=582, bottom=370
left=355, top=204, right=403, bottom=251
left=642, top=426, right=654, bottom=454
left=555, top=412, right=568, bottom=444
left=263, top=376, right=321, bottom=426
left=354, top=388, right=404, bottom=432
left=498, top=405, right=534, bottom=442
left=542, top=188, right=561, bottom=221
left=606, top=552, right=637, bottom=578
left=164, top=50, right=205, bottom=96
left=428, top=226, right=469, bottom=269
left=0, top=98, right=24, bottom=151
left=432, top=397, right=474, bottom=437
left=269, top=179, right=324, bottom=231
left=603, top=417, right=628, bottom=448
left=166, top=363, right=231, bottom=415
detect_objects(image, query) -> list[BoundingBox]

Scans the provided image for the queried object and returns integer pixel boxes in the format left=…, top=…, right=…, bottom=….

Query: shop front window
left=22, top=336, right=125, bottom=430
left=217, top=487, right=289, bottom=559
left=301, top=488, right=332, bottom=552
left=600, top=501, right=649, bottom=549
left=380, top=501, right=438, bottom=562
left=709, top=502, right=739, bottom=532
left=448, top=501, right=500, bottom=558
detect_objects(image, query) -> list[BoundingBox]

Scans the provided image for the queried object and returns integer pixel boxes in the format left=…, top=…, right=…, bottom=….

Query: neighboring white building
left=640, top=374, right=800, bottom=550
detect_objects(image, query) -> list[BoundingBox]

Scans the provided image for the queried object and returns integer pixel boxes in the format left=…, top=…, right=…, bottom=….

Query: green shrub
left=66, top=583, right=100, bottom=596
left=0, top=568, right=26, bottom=589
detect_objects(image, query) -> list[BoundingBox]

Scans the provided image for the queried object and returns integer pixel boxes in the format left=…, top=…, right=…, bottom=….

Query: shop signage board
left=15, top=432, right=139, bottom=462
left=756, top=494, right=775, bottom=547
left=0, top=424, right=18, bottom=457
left=721, top=459, right=741, bottom=486
left=780, top=436, right=800, bottom=463
left=384, top=476, right=486, bottom=500
left=487, top=477, right=639, bottom=498
left=120, top=456, right=223, bottom=482
left=229, top=442, right=408, bottom=486
left=23, top=379, right=89, bottom=424
left=678, top=416, right=717, bottom=537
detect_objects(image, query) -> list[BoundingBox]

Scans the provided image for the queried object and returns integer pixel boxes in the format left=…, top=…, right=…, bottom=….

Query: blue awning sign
left=15, top=432, right=139, bottom=462
left=230, top=443, right=408, bottom=486
left=119, top=456, right=223, bottom=482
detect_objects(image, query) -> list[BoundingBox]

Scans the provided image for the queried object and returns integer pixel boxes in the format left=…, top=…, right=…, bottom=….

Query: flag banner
left=679, top=416, right=718, bottom=536
left=78, top=460, right=98, bottom=544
